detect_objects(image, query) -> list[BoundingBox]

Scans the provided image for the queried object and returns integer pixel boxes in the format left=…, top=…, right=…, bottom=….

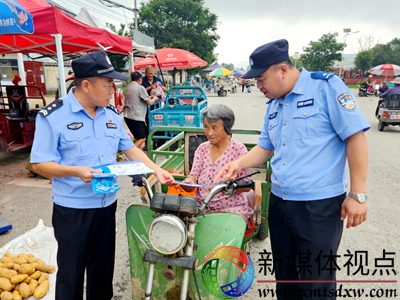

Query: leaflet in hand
left=174, top=180, right=205, bottom=187
left=174, top=181, right=228, bottom=188
left=92, top=161, right=154, bottom=194
left=93, top=161, right=154, bottom=177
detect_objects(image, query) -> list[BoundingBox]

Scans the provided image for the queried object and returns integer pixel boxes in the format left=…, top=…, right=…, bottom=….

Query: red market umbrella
left=369, top=64, right=400, bottom=80
left=134, top=48, right=207, bottom=71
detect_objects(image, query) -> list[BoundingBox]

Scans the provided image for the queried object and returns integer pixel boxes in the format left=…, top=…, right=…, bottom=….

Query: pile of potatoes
left=0, top=252, right=54, bottom=300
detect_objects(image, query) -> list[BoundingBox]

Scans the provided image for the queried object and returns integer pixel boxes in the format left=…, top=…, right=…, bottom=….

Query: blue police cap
left=72, top=51, right=129, bottom=80
left=242, top=39, right=289, bottom=79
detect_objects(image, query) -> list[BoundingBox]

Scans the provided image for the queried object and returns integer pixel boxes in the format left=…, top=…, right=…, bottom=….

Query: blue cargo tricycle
left=148, top=86, right=207, bottom=142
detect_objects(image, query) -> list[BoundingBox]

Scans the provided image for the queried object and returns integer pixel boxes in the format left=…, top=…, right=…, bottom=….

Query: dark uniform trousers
left=268, top=193, right=345, bottom=300
left=52, top=201, right=117, bottom=300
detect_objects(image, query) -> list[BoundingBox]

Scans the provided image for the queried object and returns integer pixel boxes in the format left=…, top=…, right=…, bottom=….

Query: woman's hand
left=181, top=177, right=197, bottom=192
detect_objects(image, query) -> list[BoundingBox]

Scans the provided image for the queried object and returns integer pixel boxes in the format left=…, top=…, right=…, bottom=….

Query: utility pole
left=134, top=0, right=138, bottom=30
left=338, top=28, right=359, bottom=79
left=100, top=0, right=139, bottom=26
left=294, top=52, right=299, bottom=68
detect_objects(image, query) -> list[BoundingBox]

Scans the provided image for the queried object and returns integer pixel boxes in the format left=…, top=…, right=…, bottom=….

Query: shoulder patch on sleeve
left=38, top=99, right=63, bottom=117
left=106, top=104, right=119, bottom=115
left=336, top=92, right=356, bottom=110
left=311, top=71, right=335, bottom=80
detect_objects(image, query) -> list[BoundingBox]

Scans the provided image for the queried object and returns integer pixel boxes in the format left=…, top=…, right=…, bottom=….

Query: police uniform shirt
left=30, top=87, right=134, bottom=209
left=258, top=69, right=370, bottom=201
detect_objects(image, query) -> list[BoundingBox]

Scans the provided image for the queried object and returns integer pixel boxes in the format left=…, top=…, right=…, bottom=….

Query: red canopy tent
left=0, top=0, right=133, bottom=95
left=0, top=0, right=132, bottom=55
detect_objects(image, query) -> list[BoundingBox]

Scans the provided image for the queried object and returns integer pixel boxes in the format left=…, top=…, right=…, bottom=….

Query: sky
left=52, top=0, right=399, bottom=69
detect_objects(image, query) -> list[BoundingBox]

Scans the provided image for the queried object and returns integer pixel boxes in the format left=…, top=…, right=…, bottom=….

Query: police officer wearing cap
left=217, top=39, right=370, bottom=299
left=30, top=51, right=174, bottom=300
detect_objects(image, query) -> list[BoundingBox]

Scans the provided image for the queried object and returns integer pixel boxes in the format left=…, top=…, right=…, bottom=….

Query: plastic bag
left=92, top=174, right=120, bottom=194
left=150, top=84, right=166, bottom=100
left=167, top=184, right=196, bottom=197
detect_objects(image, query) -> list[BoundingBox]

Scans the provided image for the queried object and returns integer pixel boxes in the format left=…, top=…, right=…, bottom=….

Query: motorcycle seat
left=150, top=193, right=198, bottom=217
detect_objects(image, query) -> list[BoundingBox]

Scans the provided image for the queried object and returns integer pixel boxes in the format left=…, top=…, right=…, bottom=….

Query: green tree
left=371, top=38, right=400, bottom=66
left=354, top=50, right=373, bottom=73
left=107, top=23, right=130, bottom=71
left=301, top=32, right=344, bottom=71
left=137, top=0, right=219, bottom=64
left=221, top=63, right=234, bottom=70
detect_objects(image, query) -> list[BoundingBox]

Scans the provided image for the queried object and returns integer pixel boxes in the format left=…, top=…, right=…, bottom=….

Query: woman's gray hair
left=145, top=65, right=155, bottom=73
left=202, top=104, right=235, bottom=134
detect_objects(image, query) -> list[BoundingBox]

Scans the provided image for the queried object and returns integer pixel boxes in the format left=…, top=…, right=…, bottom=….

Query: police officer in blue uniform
left=30, top=51, right=174, bottom=300
left=217, top=39, right=370, bottom=299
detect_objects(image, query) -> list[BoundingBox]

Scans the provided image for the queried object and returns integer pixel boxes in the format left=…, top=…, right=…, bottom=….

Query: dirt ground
left=0, top=148, right=140, bottom=299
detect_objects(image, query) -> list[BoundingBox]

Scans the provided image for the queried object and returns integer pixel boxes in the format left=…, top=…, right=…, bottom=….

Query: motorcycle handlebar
left=234, top=180, right=255, bottom=189
left=130, top=174, right=154, bottom=199
left=198, top=179, right=255, bottom=214
left=131, top=171, right=260, bottom=216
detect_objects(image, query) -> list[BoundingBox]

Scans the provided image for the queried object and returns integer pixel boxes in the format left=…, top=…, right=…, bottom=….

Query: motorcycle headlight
left=149, top=215, right=187, bottom=255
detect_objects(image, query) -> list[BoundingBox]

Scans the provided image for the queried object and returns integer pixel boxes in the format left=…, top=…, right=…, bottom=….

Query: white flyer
left=94, top=161, right=154, bottom=176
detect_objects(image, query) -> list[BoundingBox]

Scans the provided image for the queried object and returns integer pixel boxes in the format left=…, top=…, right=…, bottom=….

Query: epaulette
left=310, top=71, right=335, bottom=80
left=106, top=104, right=119, bottom=114
left=38, top=99, right=63, bottom=117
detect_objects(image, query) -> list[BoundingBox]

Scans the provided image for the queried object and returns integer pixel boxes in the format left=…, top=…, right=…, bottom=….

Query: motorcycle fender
left=194, top=212, right=246, bottom=260
left=192, top=213, right=247, bottom=297
left=126, top=206, right=247, bottom=299
left=126, top=205, right=154, bottom=299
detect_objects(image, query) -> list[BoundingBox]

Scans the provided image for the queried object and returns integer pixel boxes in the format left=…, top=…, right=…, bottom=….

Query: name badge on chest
left=269, top=112, right=278, bottom=119
left=106, top=123, right=117, bottom=129
left=67, top=122, right=83, bottom=130
left=297, top=99, right=314, bottom=108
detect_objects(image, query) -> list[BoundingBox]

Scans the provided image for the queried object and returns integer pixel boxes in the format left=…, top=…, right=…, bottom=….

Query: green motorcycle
left=126, top=172, right=265, bottom=300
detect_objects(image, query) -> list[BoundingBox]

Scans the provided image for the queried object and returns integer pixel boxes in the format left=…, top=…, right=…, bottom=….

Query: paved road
left=0, top=87, right=399, bottom=299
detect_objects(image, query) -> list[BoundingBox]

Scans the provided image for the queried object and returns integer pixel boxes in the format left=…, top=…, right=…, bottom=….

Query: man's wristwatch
left=347, top=192, right=367, bottom=203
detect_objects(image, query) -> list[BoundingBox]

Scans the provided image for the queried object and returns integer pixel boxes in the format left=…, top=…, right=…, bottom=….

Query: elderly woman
left=142, top=65, right=167, bottom=95
left=182, top=104, right=254, bottom=220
